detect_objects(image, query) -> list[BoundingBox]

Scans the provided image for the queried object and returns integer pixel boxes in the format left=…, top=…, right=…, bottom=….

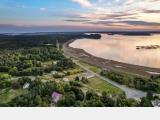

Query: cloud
left=40, top=8, right=47, bottom=12
left=71, top=0, right=93, bottom=7
left=122, top=20, right=160, bottom=26
left=65, top=19, right=91, bottom=22
left=89, top=20, right=160, bottom=27
left=142, top=9, right=160, bottom=13
left=65, top=11, right=137, bottom=20
left=1, top=0, right=160, bottom=31
left=143, top=0, right=160, bottom=1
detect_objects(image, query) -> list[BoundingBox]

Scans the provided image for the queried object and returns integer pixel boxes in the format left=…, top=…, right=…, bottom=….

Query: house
left=51, top=71, right=58, bottom=75
left=63, top=77, right=69, bottom=82
left=63, top=71, right=68, bottom=74
left=82, top=72, right=95, bottom=79
left=23, top=83, right=30, bottom=89
left=78, top=75, right=83, bottom=81
left=45, top=44, right=53, bottom=46
left=53, top=61, right=58, bottom=65
left=152, top=99, right=160, bottom=107
left=52, top=92, right=62, bottom=103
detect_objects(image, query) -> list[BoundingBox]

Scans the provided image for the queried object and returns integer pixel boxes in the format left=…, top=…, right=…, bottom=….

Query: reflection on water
left=70, top=34, right=160, bottom=68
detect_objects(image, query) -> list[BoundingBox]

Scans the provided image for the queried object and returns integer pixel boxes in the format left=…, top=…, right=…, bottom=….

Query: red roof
left=52, top=92, right=62, bottom=103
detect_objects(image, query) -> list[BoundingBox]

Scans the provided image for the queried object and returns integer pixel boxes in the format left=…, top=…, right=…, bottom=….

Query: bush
left=0, top=73, right=11, bottom=80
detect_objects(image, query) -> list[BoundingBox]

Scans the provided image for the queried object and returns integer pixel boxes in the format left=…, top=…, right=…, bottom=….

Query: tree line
left=101, top=70, right=160, bottom=93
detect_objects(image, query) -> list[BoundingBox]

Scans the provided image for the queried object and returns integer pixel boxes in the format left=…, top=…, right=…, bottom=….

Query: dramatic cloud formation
left=67, top=0, right=160, bottom=30
left=0, top=0, right=160, bottom=32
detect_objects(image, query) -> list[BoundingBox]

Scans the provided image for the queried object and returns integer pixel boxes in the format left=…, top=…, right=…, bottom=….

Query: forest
left=0, top=47, right=75, bottom=77
left=0, top=33, right=101, bottom=48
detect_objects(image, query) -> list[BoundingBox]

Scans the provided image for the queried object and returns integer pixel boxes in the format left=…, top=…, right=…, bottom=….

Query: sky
left=0, top=0, right=160, bottom=33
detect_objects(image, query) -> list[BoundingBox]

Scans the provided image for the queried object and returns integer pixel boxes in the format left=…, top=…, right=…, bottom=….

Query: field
left=77, top=60, right=101, bottom=73
left=0, top=89, right=28, bottom=104
left=76, top=60, right=123, bottom=96
left=86, top=77, right=123, bottom=96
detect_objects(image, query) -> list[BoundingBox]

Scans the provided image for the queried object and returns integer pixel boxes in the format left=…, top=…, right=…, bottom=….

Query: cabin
left=53, top=61, right=58, bottom=65
left=63, top=77, right=69, bottom=82
left=45, top=44, right=53, bottom=46
left=82, top=72, right=95, bottom=79
left=63, top=71, right=68, bottom=74
left=51, top=71, right=58, bottom=75
left=78, top=75, right=83, bottom=81
left=23, top=83, right=30, bottom=89
left=152, top=99, right=160, bottom=107
left=52, top=92, right=62, bottom=103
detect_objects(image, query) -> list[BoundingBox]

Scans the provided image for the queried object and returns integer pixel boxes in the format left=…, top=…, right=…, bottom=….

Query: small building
left=152, top=99, right=160, bottom=107
left=53, top=61, right=58, bottom=65
left=63, top=71, right=68, bottom=74
left=45, top=44, right=53, bottom=46
left=63, top=77, right=69, bottom=82
left=52, top=92, right=62, bottom=103
left=78, top=75, right=83, bottom=81
left=82, top=72, right=95, bottom=79
left=153, top=93, right=160, bottom=98
left=51, top=71, right=58, bottom=75
left=23, top=83, right=30, bottom=89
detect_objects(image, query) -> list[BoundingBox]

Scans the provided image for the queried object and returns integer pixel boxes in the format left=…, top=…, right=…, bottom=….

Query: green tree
left=101, top=91, right=115, bottom=107
left=139, top=97, right=153, bottom=107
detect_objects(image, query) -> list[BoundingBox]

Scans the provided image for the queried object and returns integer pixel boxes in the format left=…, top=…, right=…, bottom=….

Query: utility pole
left=56, top=40, right=60, bottom=51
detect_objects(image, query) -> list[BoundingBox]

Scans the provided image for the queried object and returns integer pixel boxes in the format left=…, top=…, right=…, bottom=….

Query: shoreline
left=63, top=40, right=160, bottom=78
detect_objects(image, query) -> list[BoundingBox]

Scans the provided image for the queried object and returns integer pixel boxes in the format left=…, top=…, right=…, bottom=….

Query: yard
left=77, top=61, right=101, bottom=73
left=0, top=89, right=28, bottom=104
left=74, top=60, right=124, bottom=96
left=86, top=77, right=123, bottom=96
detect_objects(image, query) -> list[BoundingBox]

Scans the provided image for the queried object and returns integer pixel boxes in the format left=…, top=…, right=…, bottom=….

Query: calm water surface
left=70, top=34, right=160, bottom=68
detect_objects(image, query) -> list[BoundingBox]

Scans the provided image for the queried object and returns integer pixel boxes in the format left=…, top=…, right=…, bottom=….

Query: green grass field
left=0, top=89, right=28, bottom=104
left=86, top=77, right=123, bottom=96
left=76, top=60, right=123, bottom=96
left=78, top=61, right=101, bottom=73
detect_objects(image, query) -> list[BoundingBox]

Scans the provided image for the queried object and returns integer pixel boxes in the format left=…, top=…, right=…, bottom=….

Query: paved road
left=10, top=76, right=36, bottom=81
left=74, top=60, right=147, bottom=101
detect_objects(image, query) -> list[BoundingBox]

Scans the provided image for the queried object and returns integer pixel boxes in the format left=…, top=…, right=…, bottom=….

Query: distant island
left=136, top=45, right=160, bottom=50
left=106, top=31, right=160, bottom=36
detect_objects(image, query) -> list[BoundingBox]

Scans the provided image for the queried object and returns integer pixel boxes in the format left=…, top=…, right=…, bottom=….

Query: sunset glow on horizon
left=0, top=0, right=160, bottom=33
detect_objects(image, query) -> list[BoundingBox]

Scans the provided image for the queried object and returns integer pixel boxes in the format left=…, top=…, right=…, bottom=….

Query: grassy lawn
left=75, top=60, right=123, bottom=96
left=0, top=89, right=28, bottom=104
left=39, top=74, right=54, bottom=81
left=67, top=68, right=83, bottom=74
left=66, top=73, right=81, bottom=81
left=78, top=61, right=101, bottom=73
left=65, top=68, right=83, bottom=81
left=86, top=77, right=123, bottom=96
left=42, top=61, right=53, bottom=67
